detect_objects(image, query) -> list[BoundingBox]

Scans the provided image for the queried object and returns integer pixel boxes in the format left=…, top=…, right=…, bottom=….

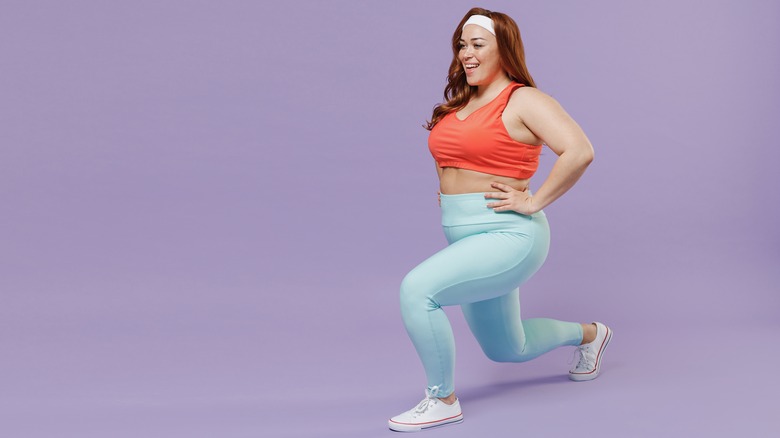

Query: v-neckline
left=454, top=82, right=514, bottom=121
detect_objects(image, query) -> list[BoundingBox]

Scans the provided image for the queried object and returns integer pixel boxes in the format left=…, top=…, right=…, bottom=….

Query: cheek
left=482, top=50, right=498, bottom=66
left=484, top=54, right=501, bottom=73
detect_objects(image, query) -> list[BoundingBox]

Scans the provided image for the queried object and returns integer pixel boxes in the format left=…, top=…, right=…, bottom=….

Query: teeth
left=466, top=64, right=479, bottom=68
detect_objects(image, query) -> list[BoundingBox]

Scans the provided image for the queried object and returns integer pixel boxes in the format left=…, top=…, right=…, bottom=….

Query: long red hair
left=425, top=8, right=536, bottom=130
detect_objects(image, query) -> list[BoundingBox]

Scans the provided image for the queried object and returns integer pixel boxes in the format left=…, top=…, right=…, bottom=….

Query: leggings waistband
left=439, top=192, right=545, bottom=227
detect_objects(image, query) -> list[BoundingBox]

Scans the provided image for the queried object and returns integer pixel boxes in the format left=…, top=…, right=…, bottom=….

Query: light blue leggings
left=399, top=192, right=583, bottom=398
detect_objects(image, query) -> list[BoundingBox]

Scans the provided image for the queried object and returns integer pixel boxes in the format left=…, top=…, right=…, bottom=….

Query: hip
left=439, top=192, right=548, bottom=244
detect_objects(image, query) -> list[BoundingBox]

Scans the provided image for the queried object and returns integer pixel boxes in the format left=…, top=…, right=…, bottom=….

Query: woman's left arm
left=487, top=87, right=594, bottom=214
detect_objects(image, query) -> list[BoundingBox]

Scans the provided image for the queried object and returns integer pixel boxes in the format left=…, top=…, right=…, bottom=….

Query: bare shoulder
left=505, top=86, right=579, bottom=136
left=505, top=86, right=565, bottom=119
left=505, top=85, right=591, bottom=156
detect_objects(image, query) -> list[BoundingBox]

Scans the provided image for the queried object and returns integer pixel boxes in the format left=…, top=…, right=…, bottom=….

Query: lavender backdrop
left=2, top=1, right=778, bottom=437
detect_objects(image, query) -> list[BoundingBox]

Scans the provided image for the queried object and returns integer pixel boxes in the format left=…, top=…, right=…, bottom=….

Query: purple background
left=2, top=0, right=778, bottom=436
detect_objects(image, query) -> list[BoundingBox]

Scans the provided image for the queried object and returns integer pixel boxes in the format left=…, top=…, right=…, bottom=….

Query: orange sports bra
left=428, top=82, right=542, bottom=179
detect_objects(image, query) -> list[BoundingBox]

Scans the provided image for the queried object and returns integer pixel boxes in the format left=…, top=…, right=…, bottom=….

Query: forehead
left=460, top=24, right=494, bottom=41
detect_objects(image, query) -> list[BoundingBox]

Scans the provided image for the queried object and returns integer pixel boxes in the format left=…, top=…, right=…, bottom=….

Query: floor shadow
left=456, top=374, right=571, bottom=404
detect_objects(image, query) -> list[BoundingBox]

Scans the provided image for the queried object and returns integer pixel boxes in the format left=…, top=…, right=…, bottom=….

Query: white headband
left=462, top=15, right=495, bottom=36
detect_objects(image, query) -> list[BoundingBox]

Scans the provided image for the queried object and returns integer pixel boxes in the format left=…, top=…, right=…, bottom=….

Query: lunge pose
left=388, top=8, right=612, bottom=432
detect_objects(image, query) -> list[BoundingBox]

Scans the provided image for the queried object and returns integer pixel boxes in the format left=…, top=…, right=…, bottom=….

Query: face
left=459, top=24, right=503, bottom=87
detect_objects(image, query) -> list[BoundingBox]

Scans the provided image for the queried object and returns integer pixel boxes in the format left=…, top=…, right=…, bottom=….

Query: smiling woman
left=388, top=7, right=612, bottom=433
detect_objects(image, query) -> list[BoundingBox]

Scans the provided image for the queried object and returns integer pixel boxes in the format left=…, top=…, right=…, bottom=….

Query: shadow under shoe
left=388, top=386, right=463, bottom=432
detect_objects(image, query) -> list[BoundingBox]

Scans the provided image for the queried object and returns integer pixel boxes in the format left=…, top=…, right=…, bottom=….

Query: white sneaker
left=569, top=321, right=613, bottom=381
left=388, top=386, right=463, bottom=432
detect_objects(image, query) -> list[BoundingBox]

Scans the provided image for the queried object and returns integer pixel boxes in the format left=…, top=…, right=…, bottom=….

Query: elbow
left=583, top=149, right=594, bottom=166
left=583, top=140, right=595, bottom=163
left=574, top=147, right=594, bottom=168
left=558, top=143, right=594, bottom=167
left=582, top=142, right=595, bottom=166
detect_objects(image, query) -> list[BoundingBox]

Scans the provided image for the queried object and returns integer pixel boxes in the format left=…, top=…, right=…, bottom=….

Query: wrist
left=526, top=195, right=546, bottom=215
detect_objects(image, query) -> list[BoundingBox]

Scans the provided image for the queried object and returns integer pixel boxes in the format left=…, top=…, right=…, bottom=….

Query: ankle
left=438, top=394, right=457, bottom=405
left=580, top=322, right=597, bottom=345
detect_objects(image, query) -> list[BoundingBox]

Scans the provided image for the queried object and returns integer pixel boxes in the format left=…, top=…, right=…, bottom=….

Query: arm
left=524, top=89, right=594, bottom=211
left=488, top=88, right=594, bottom=214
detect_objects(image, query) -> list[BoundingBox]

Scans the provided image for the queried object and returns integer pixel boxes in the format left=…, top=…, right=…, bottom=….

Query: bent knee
left=483, top=347, right=529, bottom=363
left=399, top=270, right=440, bottom=310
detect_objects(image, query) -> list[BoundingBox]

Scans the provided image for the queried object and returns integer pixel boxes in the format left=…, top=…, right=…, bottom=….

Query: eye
left=457, top=44, right=465, bottom=49
left=474, top=44, right=484, bottom=48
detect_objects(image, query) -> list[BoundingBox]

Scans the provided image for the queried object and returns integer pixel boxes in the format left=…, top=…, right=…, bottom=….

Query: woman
left=388, top=8, right=612, bottom=433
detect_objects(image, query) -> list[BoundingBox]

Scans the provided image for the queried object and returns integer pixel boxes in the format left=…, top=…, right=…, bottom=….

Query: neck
left=475, top=75, right=513, bottom=98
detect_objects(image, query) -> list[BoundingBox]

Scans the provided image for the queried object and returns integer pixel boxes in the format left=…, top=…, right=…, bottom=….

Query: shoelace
left=570, top=345, right=596, bottom=371
left=413, top=386, right=441, bottom=415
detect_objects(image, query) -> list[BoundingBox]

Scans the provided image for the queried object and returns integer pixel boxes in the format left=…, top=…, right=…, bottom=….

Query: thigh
left=402, top=230, right=545, bottom=307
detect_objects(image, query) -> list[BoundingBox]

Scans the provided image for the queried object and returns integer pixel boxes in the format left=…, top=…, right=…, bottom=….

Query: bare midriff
left=439, top=167, right=530, bottom=195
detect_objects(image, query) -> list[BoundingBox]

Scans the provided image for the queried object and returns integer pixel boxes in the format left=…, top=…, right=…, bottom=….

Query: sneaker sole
left=388, top=413, right=464, bottom=432
left=569, top=325, right=613, bottom=382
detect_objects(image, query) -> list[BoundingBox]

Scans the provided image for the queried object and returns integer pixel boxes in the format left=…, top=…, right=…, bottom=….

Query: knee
left=484, top=350, right=514, bottom=363
left=399, top=270, right=439, bottom=312
left=482, top=346, right=527, bottom=363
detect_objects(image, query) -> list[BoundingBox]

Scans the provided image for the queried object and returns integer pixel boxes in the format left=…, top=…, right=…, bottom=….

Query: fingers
left=490, top=182, right=514, bottom=192
left=489, top=203, right=512, bottom=211
left=486, top=200, right=510, bottom=209
left=484, top=191, right=509, bottom=199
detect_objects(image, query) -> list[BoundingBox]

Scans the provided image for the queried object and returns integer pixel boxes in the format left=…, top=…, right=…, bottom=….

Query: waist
left=439, top=167, right=530, bottom=194
left=440, top=192, right=545, bottom=227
